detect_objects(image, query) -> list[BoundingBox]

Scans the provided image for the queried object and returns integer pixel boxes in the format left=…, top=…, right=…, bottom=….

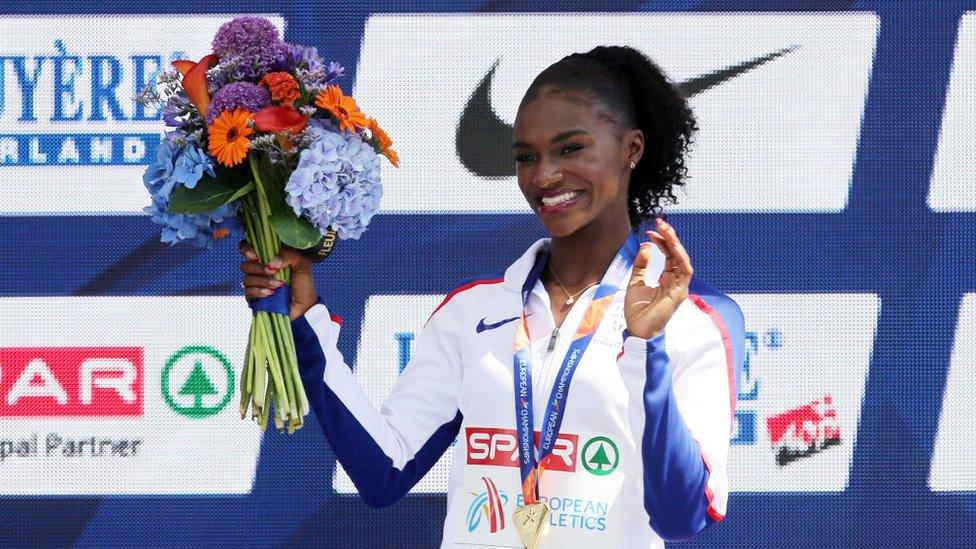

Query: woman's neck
left=546, top=215, right=633, bottom=289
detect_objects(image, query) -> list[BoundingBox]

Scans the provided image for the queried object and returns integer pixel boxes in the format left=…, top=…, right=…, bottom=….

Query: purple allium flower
left=211, top=17, right=288, bottom=79
left=212, top=16, right=280, bottom=57
left=285, top=120, right=383, bottom=240
left=143, top=140, right=238, bottom=248
left=206, top=82, right=270, bottom=124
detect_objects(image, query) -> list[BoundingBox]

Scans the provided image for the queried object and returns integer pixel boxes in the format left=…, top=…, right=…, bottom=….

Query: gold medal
left=513, top=501, right=550, bottom=549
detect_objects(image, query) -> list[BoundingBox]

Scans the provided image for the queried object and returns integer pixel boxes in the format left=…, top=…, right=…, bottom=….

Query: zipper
left=547, top=327, right=560, bottom=352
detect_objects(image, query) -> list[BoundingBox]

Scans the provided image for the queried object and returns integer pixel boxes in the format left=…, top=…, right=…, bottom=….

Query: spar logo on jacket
left=465, top=427, right=620, bottom=477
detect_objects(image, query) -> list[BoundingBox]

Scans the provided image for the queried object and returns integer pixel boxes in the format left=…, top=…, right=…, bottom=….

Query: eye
left=560, top=143, right=584, bottom=155
left=514, top=153, right=535, bottom=163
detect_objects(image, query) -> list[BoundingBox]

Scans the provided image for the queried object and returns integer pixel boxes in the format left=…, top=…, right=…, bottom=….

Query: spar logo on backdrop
left=160, top=345, right=234, bottom=419
left=727, top=294, right=878, bottom=492
left=354, top=13, right=877, bottom=213
left=0, top=347, right=143, bottom=416
left=0, top=296, right=262, bottom=496
left=0, top=15, right=284, bottom=214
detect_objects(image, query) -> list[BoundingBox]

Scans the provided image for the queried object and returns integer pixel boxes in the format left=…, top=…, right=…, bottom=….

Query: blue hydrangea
left=143, top=139, right=239, bottom=248
left=285, top=120, right=383, bottom=240
left=172, top=143, right=215, bottom=189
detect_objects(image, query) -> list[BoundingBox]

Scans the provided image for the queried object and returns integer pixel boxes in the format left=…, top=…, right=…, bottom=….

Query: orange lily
left=254, top=105, right=309, bottom=135
left=171, top=54, right=217, bottom=117
left=255, top=106, right=309, bottom=151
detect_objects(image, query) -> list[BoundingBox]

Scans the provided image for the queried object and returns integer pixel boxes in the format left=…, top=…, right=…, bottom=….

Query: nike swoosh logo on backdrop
left=456, top=46, right=799, bottom=178
left=476, top=315, right=520, bottom=333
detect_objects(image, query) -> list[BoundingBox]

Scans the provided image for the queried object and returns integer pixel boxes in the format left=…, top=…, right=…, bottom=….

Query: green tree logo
left=162, top=346, right=233, bottom=419
left=179, top=359, right=218, bottom=408
left=581, top=436, right=619, bottom=476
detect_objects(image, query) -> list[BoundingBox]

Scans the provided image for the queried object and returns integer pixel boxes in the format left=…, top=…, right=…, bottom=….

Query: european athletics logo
left=466, top=477, right=508, bottom=533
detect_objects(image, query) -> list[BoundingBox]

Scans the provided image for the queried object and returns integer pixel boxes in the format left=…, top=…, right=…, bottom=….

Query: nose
left=533, top=157, right=563, bottom=188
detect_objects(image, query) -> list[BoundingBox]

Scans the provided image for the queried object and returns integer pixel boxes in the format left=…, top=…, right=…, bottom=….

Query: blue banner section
left=1, top=1, right=975, bottom=548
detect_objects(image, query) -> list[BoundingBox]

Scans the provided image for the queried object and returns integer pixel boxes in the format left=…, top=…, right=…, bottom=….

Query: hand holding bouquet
left=137, top=16, right=397, bottom=432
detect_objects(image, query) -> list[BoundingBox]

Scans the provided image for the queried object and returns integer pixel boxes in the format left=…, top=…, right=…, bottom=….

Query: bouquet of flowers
left=137, top=16, right=397, bottom=432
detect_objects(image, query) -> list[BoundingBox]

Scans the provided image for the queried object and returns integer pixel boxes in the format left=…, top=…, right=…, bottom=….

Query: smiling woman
left=240, top=45, right=744, bottom=549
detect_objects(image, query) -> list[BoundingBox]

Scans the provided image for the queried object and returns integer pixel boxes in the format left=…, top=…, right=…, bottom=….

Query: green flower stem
left=282, top=313, right=308, bottom=416
left=237, top=154, right=307, bottom=432
left=252, top=311, right=268, bottom=411
left=274, top=316, right=298, bottom=427
left=259, top=312, right=290, bottom=419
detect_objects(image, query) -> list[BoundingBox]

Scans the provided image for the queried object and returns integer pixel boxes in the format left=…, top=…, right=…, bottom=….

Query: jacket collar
left=502, top=238, right=550, bottom=292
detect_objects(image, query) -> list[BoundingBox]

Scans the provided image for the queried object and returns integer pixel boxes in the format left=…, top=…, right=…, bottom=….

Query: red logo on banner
left=465, top=427, right=578, bottom=472
left=766, top=395, right=841, bottom=466
left=0, top=347, right=143, bottom=416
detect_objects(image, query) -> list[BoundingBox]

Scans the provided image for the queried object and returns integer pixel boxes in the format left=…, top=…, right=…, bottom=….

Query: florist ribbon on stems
left=248, top=284, right=292, bottom=315
left=238, top=156, right=309, bottom=433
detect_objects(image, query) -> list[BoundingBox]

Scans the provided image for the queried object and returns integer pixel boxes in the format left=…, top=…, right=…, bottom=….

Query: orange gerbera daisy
left=367, top=118, right=399, bottom=167
left=315, top=85, right=368, bottom=133
left=208, top=108, right=254, bottom=167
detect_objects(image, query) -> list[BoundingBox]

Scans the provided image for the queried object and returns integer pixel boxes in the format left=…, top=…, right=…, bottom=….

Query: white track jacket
left=292, top=237, right=745, bottom=548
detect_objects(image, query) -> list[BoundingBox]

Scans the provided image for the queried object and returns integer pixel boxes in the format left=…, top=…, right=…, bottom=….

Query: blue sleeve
left=634, top=332, right=716, bottom=541
left=291, top=307, right=462, bottom=508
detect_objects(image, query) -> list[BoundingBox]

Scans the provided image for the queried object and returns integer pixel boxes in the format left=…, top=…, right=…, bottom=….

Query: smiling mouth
left=539, top=190, right=584, bottom=211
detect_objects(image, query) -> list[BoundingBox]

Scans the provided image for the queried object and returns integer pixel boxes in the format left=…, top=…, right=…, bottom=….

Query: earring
left=629, top=161, right=636, bottom=169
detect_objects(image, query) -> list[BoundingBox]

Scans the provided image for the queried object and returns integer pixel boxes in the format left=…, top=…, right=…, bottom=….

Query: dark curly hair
left=520, top=46, right=697, bottom=226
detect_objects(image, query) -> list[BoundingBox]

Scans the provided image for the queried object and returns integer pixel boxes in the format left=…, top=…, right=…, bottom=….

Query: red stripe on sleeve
left=688, top=294, right=738, bottom=414
left=427, top=278, right=504, bottom=323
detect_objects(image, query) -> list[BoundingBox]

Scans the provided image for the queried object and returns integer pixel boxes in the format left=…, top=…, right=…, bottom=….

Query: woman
left=241, top=46, right=744, bottom=548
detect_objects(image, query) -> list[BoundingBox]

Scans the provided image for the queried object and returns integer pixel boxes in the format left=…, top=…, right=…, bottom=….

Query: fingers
left=239, top=259, right=278, bottom=276
left=244, top=284, right=278, bottom=301
left=244, top=275, right=284, bottom=290
left=628, top=242, right=653, bottom=289
left=238, top=240, right=258, bottom=261
left=276, top=247, right=313, bottom=273
left=657, top=219, right=693, bottom=278
left=647, top=218, right=693, bottom=299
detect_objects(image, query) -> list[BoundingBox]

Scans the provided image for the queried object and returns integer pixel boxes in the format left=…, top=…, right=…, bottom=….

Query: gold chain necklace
left=547, top=263, right=598, bottom=306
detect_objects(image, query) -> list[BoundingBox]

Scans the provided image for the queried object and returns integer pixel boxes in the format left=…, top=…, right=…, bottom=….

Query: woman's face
left=513, top=88, right=643, bottom=238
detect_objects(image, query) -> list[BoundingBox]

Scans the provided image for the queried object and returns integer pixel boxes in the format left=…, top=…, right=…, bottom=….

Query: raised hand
left=239, top=241, right=319, bottom=321
left=624, top=218, right=693, bottom=339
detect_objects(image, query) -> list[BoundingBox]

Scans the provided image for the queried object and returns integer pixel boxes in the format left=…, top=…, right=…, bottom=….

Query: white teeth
left=541, top=191, right=581, bottom=207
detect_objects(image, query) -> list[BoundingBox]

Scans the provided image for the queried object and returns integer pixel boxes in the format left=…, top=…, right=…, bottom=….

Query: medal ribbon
left=513, top=235, right=640, bottom=504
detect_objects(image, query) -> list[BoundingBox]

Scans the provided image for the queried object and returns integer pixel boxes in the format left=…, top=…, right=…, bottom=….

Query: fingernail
left=269, top=279, right=284, bottom=288
left=260, top=288, right=273, bottom=296
left=269, top=257, right=283, bottom=268
left=246, top=251, right=257, bottom=261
